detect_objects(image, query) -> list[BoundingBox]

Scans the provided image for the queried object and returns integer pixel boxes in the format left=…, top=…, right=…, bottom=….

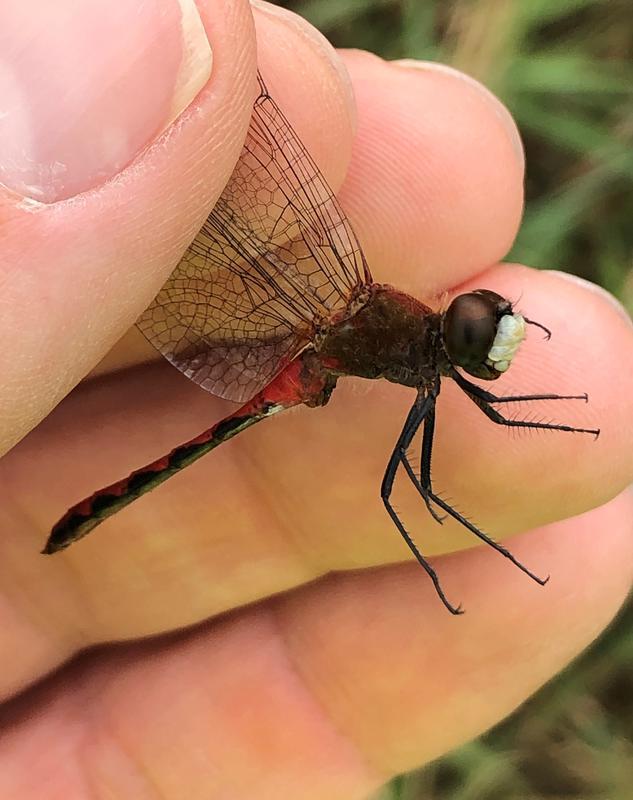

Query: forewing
left=137, top=74, right=371, bottom=402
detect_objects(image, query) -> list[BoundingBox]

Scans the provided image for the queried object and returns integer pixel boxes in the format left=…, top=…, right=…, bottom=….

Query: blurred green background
left=278, top=1, right=632, bottom=798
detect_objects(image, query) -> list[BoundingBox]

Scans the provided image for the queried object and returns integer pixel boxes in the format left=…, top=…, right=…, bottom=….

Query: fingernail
left=547, top=271, right=633, bottom=329
left=392, top=59, right=525, bottom=165
left=0, top=0, right=212, bottom=203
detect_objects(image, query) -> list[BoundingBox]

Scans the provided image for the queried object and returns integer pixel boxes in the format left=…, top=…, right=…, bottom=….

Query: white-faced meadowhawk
left=44, top=74, right=599, bottom=614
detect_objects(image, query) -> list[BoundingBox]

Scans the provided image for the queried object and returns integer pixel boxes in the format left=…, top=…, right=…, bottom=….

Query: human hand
left=1, top=1, right=632, bottom=797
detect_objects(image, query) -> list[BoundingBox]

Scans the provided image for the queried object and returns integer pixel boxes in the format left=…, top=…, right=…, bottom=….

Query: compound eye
left=443, top=293, right=498, bottom=369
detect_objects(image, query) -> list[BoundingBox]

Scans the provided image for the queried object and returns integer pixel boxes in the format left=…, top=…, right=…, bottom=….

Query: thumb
left=0, top=0, right=257, bottom=455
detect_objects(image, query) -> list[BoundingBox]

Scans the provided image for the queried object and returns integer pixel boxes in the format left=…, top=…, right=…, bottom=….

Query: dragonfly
left=44, top=74, right=599, bottom=614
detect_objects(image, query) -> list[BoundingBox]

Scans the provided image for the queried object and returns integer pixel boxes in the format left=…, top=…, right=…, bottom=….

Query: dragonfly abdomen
left=44, top=355, right=332, bottom=554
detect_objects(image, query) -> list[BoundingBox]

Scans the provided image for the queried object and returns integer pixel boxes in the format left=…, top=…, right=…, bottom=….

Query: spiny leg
left=399, top=381, right=549, bottom=587
left=451, top=370, right=600, bottom=436
left=381, top=392, right=463, bottom=615
left=381, top=494, right=463, bottom=615
left=465, top=391, right=600, bottom=436
left=417, top=387, right=446, bottom=525
left=401, top=455, right=549, bottom=586
left=390, top=368, right=598, bottom=597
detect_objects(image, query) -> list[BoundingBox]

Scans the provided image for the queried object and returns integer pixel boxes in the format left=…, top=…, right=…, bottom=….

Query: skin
left=1, top=1, right=632, bottom=797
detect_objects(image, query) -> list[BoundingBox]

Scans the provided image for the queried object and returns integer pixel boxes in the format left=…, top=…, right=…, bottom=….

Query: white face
left=485, top=313, right=526, bottom=373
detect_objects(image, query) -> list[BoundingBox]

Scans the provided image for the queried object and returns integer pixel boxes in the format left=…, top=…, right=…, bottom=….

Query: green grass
left=280, top=2, right=633, bottom=797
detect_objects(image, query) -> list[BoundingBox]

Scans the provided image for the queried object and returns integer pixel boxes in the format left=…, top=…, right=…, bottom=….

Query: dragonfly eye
left=443, top=291, right=511, bottom=379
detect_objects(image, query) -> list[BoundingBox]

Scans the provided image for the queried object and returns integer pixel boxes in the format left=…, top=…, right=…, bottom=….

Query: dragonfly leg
left=416, top=391, right=446, bottom=524
left=398, top=377, right=445, bottom=524
left=381, top=391, right=463, bottom=615
left=402, top=454, right=549, bottom=586
left=451, top=370, right=600, bottom=436
left=397, top=379, right=548, bottom=588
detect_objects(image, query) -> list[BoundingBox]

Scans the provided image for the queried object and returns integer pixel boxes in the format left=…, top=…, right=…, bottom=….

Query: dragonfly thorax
left=316, top=285, right=529, bottom=389
left=316, top=285, right=444, bottom=388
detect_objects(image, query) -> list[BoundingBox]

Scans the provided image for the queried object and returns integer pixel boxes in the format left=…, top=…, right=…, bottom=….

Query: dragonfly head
left=442, top=290, right=527, bottom=380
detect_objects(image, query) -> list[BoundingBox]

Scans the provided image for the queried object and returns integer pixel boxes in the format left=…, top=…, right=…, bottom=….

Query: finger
left=3, top=266, right=630, bottom=667
left=337, top=50, right=525, bottom=291
left=0, top=0, right=356, bottom=687
left=273, top=490, right=633, bottom=777
left=0, top=491, right=630, bottom=797
left=0, top=0, right=353, bottom=406
left=0, top=0, right=255, bottom=455
left=0, top=1, right=358, bottom=456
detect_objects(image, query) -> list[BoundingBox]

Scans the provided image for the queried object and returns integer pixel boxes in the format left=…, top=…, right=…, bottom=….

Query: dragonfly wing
left=137, top=73, right=371, bottom=402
